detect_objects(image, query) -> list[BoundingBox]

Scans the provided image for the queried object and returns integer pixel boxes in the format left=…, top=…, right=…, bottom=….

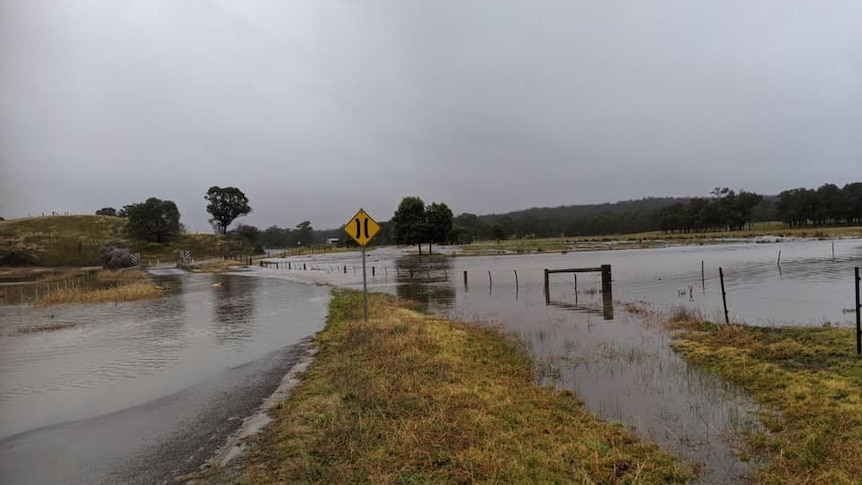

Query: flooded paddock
left=256, top=238, right=862, bottom=483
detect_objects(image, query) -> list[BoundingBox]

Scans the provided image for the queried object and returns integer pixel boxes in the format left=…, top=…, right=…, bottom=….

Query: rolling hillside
left=0, top=215, right=231, bottom=266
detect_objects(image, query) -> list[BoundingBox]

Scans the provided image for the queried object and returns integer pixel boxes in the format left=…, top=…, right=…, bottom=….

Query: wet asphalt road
left=0, top=341, right=309, bottom=485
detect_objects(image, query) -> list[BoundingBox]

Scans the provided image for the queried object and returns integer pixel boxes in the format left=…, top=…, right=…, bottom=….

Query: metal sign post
left=362, top=246, right=368, bottom=321
left=344, top=208, right=380, bottom=322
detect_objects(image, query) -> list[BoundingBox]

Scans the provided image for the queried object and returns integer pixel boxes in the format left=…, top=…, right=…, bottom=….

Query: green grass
left=0, top=215, right=233, bottom=266
left=198, top=290, right=691, bottom=484
left=670, top=317, right=862, bottom=484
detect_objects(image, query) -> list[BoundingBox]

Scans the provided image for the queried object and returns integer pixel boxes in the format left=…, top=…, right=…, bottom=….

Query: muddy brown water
left=254, top=238, right=862, bottom=483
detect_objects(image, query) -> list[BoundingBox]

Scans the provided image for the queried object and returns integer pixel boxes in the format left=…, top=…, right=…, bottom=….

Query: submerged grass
left=204, top=290, right=691, bottom=484
left=15, top=322, right=78, bottom=334
left=33, top=282, right=163, bottom=306
left=671, top=320, right=862, bottom=484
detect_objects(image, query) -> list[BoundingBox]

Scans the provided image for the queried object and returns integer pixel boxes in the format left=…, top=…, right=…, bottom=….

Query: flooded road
left=0, top=273, right=329, bottom=485
left=257, top=238, right=862, bottom=483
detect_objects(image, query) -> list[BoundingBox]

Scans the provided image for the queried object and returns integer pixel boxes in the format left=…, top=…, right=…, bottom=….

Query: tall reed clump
left=34, top=282, right=163, bottom=306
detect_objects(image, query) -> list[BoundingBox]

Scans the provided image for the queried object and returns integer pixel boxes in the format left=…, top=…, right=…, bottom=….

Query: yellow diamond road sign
left=345, top=208, right=380, bottom=247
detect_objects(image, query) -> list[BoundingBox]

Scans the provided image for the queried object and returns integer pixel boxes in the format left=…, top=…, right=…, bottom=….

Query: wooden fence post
left=544, top=269, right=550, bottom=305
left=855, top=267, right=860, bottom=355
left=601, top=264, right=613, bottom=320
left=719, top=267, right=729, bottom=324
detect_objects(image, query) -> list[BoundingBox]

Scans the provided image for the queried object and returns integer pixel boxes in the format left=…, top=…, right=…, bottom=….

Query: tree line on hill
left=86, top=181, right=860, bottom=256
left=232, top=182, right=862, bottom=250
left=445, top=183, right=858, bottom=241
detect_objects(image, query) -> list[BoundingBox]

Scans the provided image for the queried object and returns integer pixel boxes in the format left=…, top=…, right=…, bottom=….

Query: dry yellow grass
left=0, top=214, right=233, bottom=267
left=96, top=269, right=148, bottom=281
left=194, top=259, right=245, bottom=273
left=198, top=290, right=691, bottom=484
left=34, top=282, right=163, bottom=306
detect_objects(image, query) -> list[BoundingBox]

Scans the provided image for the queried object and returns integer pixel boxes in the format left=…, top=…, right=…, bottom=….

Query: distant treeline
left=253, top=182, right=860, bottom=248
left=658, top=188, right=763, bottom=233
left=775, top=183, right=862, bottom=227
left=456, top=197, right=688, bottom=241
left=255, top=222, right=344, bottom=249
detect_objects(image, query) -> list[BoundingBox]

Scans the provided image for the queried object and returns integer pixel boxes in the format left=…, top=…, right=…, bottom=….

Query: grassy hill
left=0, top=215, right=234, bottom=267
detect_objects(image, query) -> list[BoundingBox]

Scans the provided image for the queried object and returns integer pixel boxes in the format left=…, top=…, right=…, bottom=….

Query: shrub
left=96, top=241, right=133, bottom=269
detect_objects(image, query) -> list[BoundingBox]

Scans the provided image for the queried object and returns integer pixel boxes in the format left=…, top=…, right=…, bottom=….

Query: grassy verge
left=34, top=281, right=164, bottom=306
left=201, top=290, right=690, bottom=484
left=670, top=315, right=862, bottom=484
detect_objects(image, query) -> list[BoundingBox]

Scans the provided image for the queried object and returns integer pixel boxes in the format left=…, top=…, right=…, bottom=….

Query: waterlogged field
left=254, top=238, right=862, bottom=483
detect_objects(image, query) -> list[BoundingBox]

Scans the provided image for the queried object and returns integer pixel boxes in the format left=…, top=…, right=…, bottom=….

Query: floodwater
left=1, top=239, right=857, bottom=483
left=257, top=238, right=862, bottom=483
left=0, top=273, right=330, bottom=441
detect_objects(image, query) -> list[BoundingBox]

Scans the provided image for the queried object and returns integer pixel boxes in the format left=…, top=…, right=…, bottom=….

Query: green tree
left=205, top=186, right=252, bottom=234
left=840, top=183, right=862, bottom=224
left=392, top=196, right=427, bottom=255
left=259, top=225, right=291, bottom=248
left=490, top=223, right=504, bottom=242
left=736, top=191, right=763, bottom=230
left=124, top=198, right=181, bottom=243
left=425, top=202, right=453, bottom=254
left=95, top=207, right=118, bottom=217
left=453, top=213, right=486, bottom=241
left=296, top=220, right=313, bottom=245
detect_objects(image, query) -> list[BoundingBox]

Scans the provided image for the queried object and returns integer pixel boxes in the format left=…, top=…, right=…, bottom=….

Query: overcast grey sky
left=1, top=1, right=860, bottom=231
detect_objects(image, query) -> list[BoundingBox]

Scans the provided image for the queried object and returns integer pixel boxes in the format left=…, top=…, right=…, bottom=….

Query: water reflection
left=394, top=256, right=455, bottom=313
left=212, top=275, right=257, bottom=345
left=546, top=298, right=610, bottom=318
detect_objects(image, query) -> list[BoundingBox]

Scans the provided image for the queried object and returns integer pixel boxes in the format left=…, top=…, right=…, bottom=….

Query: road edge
left=204, top=340, right=319, bottom=468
